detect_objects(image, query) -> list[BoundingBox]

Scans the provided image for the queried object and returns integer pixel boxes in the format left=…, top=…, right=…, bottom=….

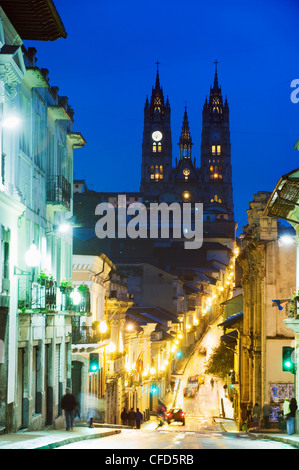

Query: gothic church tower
left=140, top=64, right=172, bottom=199
left=200, top=61, right=234, bottom=220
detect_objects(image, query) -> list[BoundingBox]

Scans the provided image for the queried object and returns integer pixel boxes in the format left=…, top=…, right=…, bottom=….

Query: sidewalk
left=217, top=419, right=299, bottom=448
left=0, top=424, right=121, bottom=449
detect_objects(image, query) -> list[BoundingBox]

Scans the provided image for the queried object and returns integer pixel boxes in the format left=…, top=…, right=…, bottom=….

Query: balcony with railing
left=18, top=277, right=57, bottom=311
left=46, top=175, right=71, bottom=211
left=106, top=352, right=126, bottom=376
left=71, top=325, right=110, bottom=345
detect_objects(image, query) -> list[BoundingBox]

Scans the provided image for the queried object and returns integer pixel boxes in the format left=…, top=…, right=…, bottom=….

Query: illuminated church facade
left=140, top=62, right=234, bottom=224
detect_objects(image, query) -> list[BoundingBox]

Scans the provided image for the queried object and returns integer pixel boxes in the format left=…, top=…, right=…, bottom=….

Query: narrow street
left=58, top=339, right=295, bottom=449
left=57, top=428, right=295, bottom=450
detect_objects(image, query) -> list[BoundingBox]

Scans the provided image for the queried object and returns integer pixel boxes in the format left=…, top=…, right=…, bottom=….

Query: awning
left=218, top=312, right=243, bottom=328
left=221, top=329, right=238, bottom=344
left=184, top=282, right=200, bottom=294
left=264, top=168, right=299, bottom=224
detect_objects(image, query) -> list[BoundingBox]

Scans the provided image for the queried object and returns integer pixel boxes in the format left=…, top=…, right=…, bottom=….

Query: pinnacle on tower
left=178, top=106, right=193, bottom=159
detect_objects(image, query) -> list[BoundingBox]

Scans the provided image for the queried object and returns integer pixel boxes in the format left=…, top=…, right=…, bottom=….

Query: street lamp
left=2, top=114, right=21, bottom=129
left=108, top=341, right=116, bottom=353
left=25, top=243, right=41, bottom=268
left=70, top=288, right=81, bottom=305
left=99, top=320, right=108, bottom=334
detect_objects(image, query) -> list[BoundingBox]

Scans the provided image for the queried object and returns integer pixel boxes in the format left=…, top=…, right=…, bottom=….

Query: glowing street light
left=2, top=114, right=21, bottom=129
left=99, top=320, right=108, bottom=334
left=126, top=323, right=134, bottom=331
left=70, top=289, right=81, bottom=305
left=108, top=341, right=116, bottom=353
left=25, top=243, right=41, bottom=268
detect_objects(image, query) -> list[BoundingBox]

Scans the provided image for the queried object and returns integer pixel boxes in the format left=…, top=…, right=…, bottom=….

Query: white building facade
left=0, top=6, right=85, bottom=432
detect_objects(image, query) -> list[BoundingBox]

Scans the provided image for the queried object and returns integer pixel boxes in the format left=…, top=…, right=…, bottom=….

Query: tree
left=204, top=342, right=234, bottom=379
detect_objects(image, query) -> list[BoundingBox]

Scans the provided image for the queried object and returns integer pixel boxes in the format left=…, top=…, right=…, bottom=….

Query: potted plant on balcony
left=60, top=279, right=73, bottom=294
left=37, top=270, right=55, bottom=288
left=46, top=274, right=55, bottom=289
left=37, top=269, right=48, bottom=286
left=78, top=283, right=89, bottom=293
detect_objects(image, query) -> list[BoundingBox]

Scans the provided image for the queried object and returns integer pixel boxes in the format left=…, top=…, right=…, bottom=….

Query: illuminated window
left=210, top=165, right=213, bottom=172
left=217, top=145, right=221, bottom=155
left=159, top=165, right=163, bottom=179
left=153, top=143, right=157, bottom=153
left=150, top=165, right=154, bottom=179
left=158, top=142, right=162, bottom=152
left=152, top=165, right=163, bottom=181
left=212, top=145, right=216, bottom=155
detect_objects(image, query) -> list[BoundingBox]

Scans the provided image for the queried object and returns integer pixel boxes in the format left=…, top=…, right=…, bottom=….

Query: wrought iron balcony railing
left=71, top=326, right=110, bottom=344
left=60, top=287, right=90, bottom=313
left=46, top=175, right=71, bottom=211
left=18, top=278, right=57, bottom=311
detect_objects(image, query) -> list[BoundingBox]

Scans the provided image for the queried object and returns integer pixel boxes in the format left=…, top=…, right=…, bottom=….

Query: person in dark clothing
left=252, top=403, right=261, bottom=428
left=61, top=388, right=77, bottom=431
left=121, top=407, right=128, bottom=426
left=128, top=408, right=136, bottom=428
left=262, top=402, right=271, bottom=429
left=135, top=408, right=143, bottom=429
left=286, top=397, right=298, bottom=435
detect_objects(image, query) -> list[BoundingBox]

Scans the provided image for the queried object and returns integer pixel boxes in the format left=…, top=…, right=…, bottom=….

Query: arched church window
left=159, top=165, right=163, bottom=179
left=217, top=145, right=221, bottom=155
left=150, top=165, right=154, bottom=179
left=153, top=143, right=157, bottom=152
left=158, top=142, right=162, bottom=152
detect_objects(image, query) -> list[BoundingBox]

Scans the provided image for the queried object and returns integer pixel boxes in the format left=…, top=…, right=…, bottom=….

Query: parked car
left=166, top=408, right=185, bottom=425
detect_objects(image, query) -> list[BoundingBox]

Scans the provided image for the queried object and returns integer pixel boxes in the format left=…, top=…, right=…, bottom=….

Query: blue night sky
left=24, top=0, right=299, bottom=235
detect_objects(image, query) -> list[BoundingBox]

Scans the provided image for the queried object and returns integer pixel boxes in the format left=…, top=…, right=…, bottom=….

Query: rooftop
left=1, top=0, right=67, bottom=41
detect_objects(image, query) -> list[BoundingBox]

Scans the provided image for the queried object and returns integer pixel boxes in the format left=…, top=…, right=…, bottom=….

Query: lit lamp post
left=99, top=320, right=108, bottom=342
left=24, top=242, right=41, bottom=280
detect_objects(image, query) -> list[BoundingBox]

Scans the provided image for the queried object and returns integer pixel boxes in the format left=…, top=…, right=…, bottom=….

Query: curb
left=35, top=429, right=121, bottom=449
left=250, top=433, right=299, bottom=449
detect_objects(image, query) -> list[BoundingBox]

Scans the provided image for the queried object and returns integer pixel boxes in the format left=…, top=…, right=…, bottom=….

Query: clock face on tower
left=152, top=130, right=163, bottom=142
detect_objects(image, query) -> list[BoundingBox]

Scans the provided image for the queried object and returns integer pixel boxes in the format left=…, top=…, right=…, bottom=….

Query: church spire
left=207, top=60, right=224, bottom=122
left=213, top=59, right=219, bottom=90
left=148, top=61, right=168, bottom=118
left=178, top=106, right=193, bottom=159
left=155, top=60, right=161, bottom=89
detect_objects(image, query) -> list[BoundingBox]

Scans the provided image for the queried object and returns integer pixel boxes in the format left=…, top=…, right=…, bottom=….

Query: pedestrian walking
left=262, top=401, right=271, bottom=429
left=121, top=407, right=128, bottom=426
left=210, top=377, right=214, bottom=390
left=252, top=403, right=261, bottom=428
left=128, top=408, right=136, bottom=428
left=283, top=397, right=290, bottom=417
left=135, top=408, right=143, bottom=429
left=286, top=397, right=297, bottom=435
left=61, top=387, right=77, bottom=431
